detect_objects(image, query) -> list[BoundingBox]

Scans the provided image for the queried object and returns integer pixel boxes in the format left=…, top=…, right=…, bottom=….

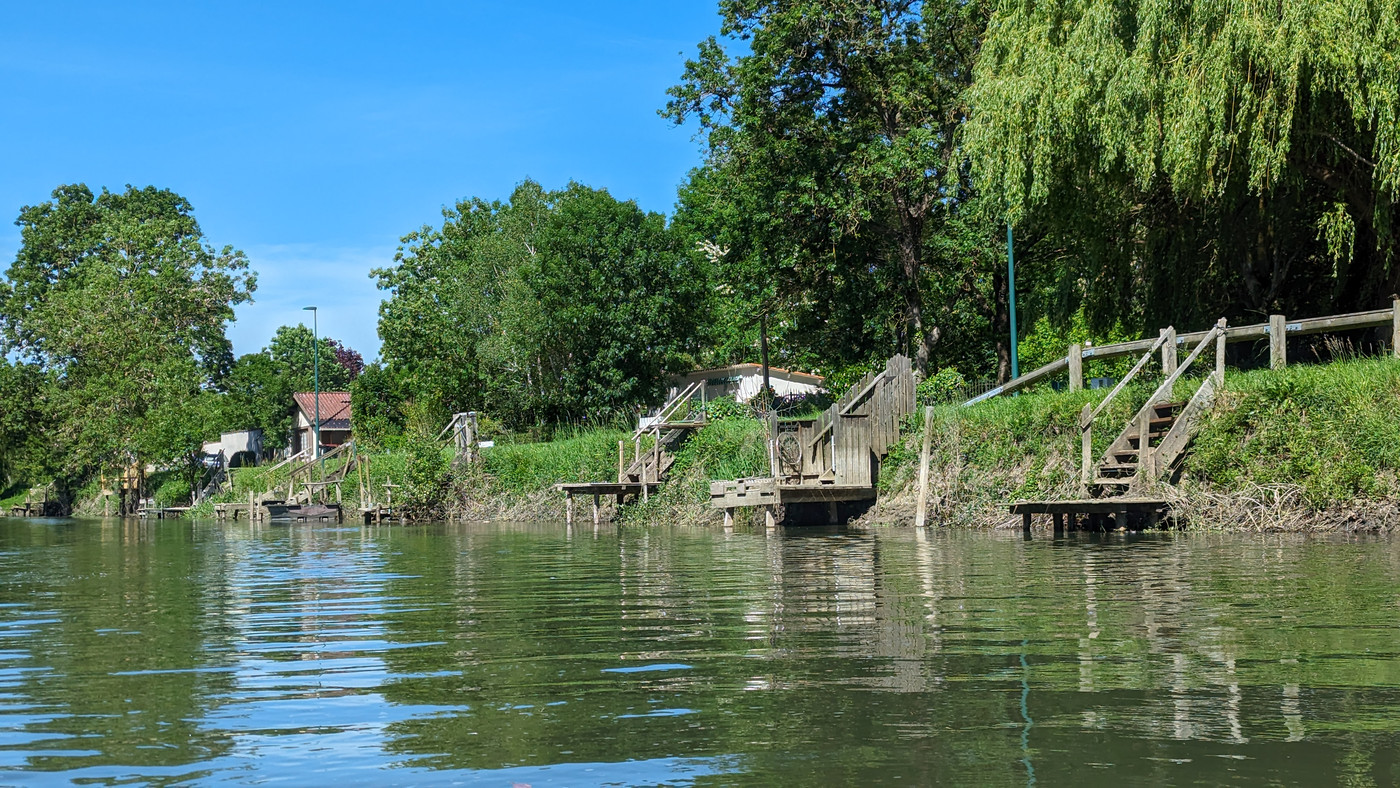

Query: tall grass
left=1187, top=357, right=1400, bottom=506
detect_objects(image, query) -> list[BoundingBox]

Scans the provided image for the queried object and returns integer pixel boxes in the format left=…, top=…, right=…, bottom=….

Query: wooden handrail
left=976, top=305, right=1396, bottom=406
left=1088, top=330, right=1172, bottom=423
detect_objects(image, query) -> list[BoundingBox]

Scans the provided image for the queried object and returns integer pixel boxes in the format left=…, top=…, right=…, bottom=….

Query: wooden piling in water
left=915, top=405, right=934, bottom=527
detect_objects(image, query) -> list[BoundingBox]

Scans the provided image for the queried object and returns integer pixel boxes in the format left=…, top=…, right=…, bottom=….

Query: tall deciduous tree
left=0, top=184, right=254, bottom=490
left=665, top=0, right=991, bottom=374
left=967, top=0, right=1400, bottom=325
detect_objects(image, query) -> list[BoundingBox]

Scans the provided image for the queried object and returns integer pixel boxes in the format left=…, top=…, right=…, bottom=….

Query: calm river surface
left=0, top=519, right=1397, bottom=785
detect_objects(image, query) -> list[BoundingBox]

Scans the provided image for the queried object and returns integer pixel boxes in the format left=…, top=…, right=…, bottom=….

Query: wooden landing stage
left=1010, top=498, right=1169, bottom=535
left=556, top=482, right=661, bottom=525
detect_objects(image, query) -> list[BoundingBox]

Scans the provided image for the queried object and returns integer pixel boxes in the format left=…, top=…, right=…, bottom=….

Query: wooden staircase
left=1092, top=401, right=1183, bottom=494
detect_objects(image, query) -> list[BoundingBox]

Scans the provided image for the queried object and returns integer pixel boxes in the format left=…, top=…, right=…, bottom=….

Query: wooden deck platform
left=555, top=482, right=663, bottom=526
left=1010, top=497, right=1169, bottom=534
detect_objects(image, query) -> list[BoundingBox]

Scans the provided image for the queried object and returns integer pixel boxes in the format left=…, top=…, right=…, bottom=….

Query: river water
left=0, top=519, right=1397, bottom=785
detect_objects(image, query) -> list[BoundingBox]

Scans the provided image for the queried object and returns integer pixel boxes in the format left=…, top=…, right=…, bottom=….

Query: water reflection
left=0, top=519, right=1396, bottom=784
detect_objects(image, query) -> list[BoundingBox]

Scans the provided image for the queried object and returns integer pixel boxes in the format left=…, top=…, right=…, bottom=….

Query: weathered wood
left=1215, top=318, right=1227, bottom=380
left=1135, top=404, right=1155, bottom=485
left=617, top=440, right=625, bottom=484
left=964, top=356, right=1069, bottom=405
left=1068, top=344, right=1083, bottom=392
left=1270, top=314, right=1287, bottom=369
left=1394, top=298, right=1399, bottom=358
left=915, top=406, right=934, bottom=527
left=565, top=493, right=574, bottom=525
left=592, top=495, right=600, bottom=526
left=1080, top=404, right=1093, bottom=492
left=1161, top=328, right=1177, bottom=376
left=1152, top=371, right=1219, bottom=478
left=765, top=506, right=777, bottom=530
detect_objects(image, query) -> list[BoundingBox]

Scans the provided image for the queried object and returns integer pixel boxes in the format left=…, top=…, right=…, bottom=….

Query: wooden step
left=1097, top=463, right=1139, bottom=477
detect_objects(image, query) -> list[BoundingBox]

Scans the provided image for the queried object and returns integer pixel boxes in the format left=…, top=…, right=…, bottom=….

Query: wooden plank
left=1269, top=315, right=1287, bottom=369
left=915, top=406, right=934, bottom=527
left=1161, top=328, right=1177, bottom=375
left=1153, top=371, right=1220, bottom=477
left=1010, top=498, right=1167, bottom=515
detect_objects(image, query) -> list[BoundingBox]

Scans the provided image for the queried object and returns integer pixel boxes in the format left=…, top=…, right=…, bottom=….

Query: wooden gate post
left=1269, top=315, right=1287, bottom=369
left=1068, top=344, right=1083, bottom=392
left=915, top=406, right=934, bottom=527
left=617, top=441, right=625, bottom=483
left=1161, top=328, right=1178, bottom=376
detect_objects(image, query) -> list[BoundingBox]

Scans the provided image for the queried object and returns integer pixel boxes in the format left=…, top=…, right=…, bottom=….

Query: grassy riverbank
left=864, top=356, right=1400, bottom=531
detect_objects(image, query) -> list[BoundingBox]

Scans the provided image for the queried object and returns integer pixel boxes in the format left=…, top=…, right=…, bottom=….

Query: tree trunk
left=894, top=204, right=936, bottom=375
left=993, top=264, right=1011, bottom=384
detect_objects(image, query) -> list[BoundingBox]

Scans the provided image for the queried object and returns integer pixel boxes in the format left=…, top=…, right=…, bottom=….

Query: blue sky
left=0, top=1, right=716, bottom=359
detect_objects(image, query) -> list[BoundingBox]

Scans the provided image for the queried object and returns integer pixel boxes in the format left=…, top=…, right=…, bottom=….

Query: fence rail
left=966, top=300, right=1400, bottom=406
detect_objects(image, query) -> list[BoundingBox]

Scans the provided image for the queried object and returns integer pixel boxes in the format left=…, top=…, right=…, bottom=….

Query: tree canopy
left=0, top=185, right=254, bottom=485
left=967, top=0, right=1400, bottom=327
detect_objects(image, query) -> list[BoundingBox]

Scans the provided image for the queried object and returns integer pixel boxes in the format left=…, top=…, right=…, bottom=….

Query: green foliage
left=1017, top=308, right=1137, bottom=375
left=374, top=180, right=708, bottom=431
left=350, top=363, right=408, bottom=451
left=967, top=0, right=1400, bottom=328
left=1189, top=358, right=1400, bottom=506
left=917, top=368, right=968, bottom=405
left=267, top=324, right=353, bottom=392
left=666, top=0, right=996, bottom=374
left=0, top=184, right=254, bottom=487
left=481, top=429, right=633, bottom=495
left=402, top=437, right=451, bottom=514
left=703, top=396, right=747, bottom=423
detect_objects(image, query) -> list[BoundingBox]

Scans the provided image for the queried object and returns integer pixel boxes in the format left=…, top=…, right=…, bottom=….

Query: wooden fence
left=965, top=300, right=1400, bottom=406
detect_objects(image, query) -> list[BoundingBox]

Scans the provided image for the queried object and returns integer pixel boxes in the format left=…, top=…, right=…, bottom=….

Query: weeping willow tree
left=966, top=0, right=1400, bottom=331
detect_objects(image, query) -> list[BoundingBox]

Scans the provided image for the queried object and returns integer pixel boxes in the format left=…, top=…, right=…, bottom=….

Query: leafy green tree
left=267, top=324, right=353, bottom=392
left=0, top=360, right=56, bottom=486
left=374, top=180, right=707, bottom=430
left=217, top=352, right=295, bottom=449
left=0, top=184, right=255, bottom=496
left=966, top=0, right=1400, bottom=327
left=665, top=0, right=992, bottom=374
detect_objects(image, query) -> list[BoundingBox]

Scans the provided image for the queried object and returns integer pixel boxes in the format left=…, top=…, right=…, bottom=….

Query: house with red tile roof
left=291, top=391, right=352, bottom=456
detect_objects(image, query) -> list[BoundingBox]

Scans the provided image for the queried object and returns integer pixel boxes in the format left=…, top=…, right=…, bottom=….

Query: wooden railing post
left=1079, top=404, right=1093, bottom=492
left=617, top=440, right=625, bottom=483
left=1161, top=328, right=1177, bottom=376
left=1215, top=318, right=1228, bottom=381
left=1393, top=297, right=1399, bottom=358
left=1269, top=314, right=1287, bottom=369
left=1068, top=345, right=1083, bottom=392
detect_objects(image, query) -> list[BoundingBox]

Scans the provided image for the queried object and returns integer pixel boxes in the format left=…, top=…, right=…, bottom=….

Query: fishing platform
left=711, top=354, right=916, bottom=527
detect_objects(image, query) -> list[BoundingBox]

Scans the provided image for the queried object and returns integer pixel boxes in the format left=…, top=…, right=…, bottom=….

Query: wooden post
left=1080, top=404, right=1093, bottom=491
left=1022, top=512, right=1033, bottom=536
left=915, top=406, right=934, bottom=527
left=1053, top=513, right=1064, bottom=536
left=1068, top=344, right=1083, bottom=392
left=1269, top=314, right=1287, bottom=369
left=653, top=427, right=661, bottom=483
left=723, top=508, right=734, bottom=530
left=617, top=440, right=625, bottom=483
left=765, top=506, right=777, bottom=531
left=592, top=495, right=600, bottom=526
left=1392, top=297, right=1399, bottom=358
left=1137, top=403, right=1155, bottom=484
left=1161, top=328, right=1178, bottom=376
left=1215, top=318, right=1228, bottom=381
left=566, top=493, right=574, bottom=525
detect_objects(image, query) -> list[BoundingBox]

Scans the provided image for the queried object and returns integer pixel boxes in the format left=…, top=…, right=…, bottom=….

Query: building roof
left=294, top=391, right=352, bottom=430
left=677, top=363, right=825, bottom=385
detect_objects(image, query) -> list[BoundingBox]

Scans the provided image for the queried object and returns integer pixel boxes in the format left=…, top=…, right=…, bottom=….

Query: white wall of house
left=667, top=365, right=825, bottom=404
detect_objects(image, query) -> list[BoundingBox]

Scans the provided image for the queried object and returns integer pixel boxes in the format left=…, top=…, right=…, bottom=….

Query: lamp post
left=303, top=306, right=321, bottom=480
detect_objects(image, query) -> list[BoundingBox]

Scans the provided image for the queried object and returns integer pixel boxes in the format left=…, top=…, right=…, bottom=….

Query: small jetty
left=710, top=355, right=916, bottom=527
left=556, top=382, right=708, bottom=524
left=1002, top=302, right=1400, bottom=532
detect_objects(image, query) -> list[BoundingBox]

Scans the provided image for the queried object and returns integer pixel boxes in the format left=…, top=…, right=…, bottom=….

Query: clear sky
left=0, top=0, right=716, bottom=360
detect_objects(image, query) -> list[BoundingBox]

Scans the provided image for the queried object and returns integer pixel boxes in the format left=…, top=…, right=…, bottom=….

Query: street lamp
left=1007, top=223, right=1019, bottom=380
left=303, top=307, right=320, bottom=476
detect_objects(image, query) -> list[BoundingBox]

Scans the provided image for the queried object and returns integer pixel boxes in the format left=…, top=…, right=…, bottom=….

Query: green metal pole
left=1008, top=223, right=1019, bottom=380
